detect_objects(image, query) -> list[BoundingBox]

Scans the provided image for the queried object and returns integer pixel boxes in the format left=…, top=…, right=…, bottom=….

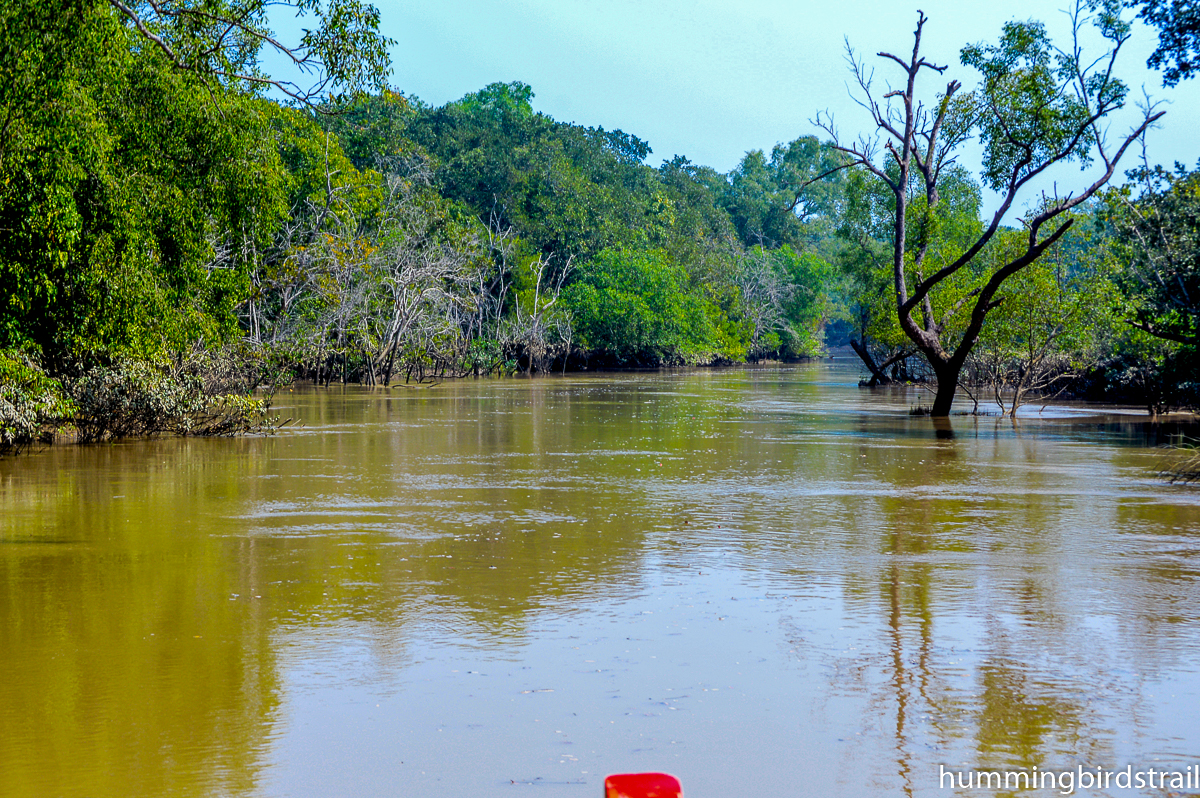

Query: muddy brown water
left=2, top=361, right=1199, bottom=797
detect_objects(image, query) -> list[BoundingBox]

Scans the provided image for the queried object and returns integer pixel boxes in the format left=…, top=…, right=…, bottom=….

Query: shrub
left=67, top=353, right=278, bottom=443
left=0, top=351, right=73, bottom=453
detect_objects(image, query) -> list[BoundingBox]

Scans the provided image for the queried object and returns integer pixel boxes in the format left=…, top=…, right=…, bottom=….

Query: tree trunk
left=850, top=339, right=892, bottom=386
left=930, top=364, right=959, bottom=416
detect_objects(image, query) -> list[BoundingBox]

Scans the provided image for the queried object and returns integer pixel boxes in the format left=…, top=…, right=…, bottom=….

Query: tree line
left=2, top=0, right=1199, bottom=451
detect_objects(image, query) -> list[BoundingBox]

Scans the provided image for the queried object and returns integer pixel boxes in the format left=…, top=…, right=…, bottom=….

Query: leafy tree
left=251, top=108, right=504, bottom=385
left=1128, top=0, right=1200, bottom=85
left=0, top=1, right=286, bottom=366
left=1106, top=163, right=1200, bottom=345
left=967, top=216, right=1121, bottom=414
left=562, top=249, right=734, bottom=365
left=654, top=156, right=742, bottom=289
left=818, top=2, right=1162, bottom=415
left=1099, top=327, right=1200, bottom=413
left=319, top=89, right=420, bottom=172
left=0, top=0, right=392, bottom=371
left=407, top=82, right=668, bottom=268
left=735, top=246, right=832, bottom=358
left=833, top=164, right=983, bottom=385
left=0, top=352, right=72, bottom=452
left=723, top=137, right=845, bottom=250
left=1097, top=161, right=1200, bottom=414
left=103, top=0, right=393, bottom=104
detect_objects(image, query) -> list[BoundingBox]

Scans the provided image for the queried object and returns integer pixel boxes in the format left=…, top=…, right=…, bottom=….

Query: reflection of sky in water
left=2, top=361, right=1200, bottom=797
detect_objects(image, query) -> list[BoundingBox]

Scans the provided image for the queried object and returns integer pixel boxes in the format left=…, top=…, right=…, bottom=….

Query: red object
left=604, top=772, right=683, bottom=798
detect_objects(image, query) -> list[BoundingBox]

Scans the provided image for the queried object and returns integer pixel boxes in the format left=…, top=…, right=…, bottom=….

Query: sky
left=288, top=0, right=1200, bottom=213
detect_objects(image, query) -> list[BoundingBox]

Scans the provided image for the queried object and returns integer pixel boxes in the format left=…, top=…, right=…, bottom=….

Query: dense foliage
left=3, top=0, right=1200, bottom=450
left=1130, top=0, right=1200, bottom=86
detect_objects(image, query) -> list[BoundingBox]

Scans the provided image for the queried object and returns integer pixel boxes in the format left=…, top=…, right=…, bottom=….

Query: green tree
left=1106, top=164, right=1200, bottom=345
left=562, top=249, right=735, bottom=365
left=735, top=246, right=832, bottom=359
left=1128, top=0, right=1200, bottom=86
left=818, top=2, right=1161, bottom=415
left=968, top=217, right=1121, bottom=414
left=833, top=165, right=984, bottom=385
left=0, top=0, right=392, bottom=370
left=1100, top=163, right=1200, bottom=413
left=104, top=0, right=392, bottom=105
left=723, top=137, right=845, bottom=250
left=407, top=82, right=666, bottom=267
left=0, top=1, right=286, bottom=366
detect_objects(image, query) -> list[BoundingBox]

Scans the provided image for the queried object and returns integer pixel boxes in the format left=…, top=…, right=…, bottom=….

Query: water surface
left=3, top=361, right=1199, bottom=797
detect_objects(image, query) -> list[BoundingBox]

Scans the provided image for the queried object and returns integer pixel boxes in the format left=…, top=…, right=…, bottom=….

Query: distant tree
left=723, top=137, right=845, bottom=250
left=817, top=2, right=1162, bottom=415
left=655, top=156, right=742, bottom=282
left=562, top=249, right=730, bottom=365
left=735, top=246, right=832, bottom=359
left=406, top=82, right=658, bottom=265
left=320, top=90, right=419, bottom=171
left=966, top=216, right=1120, bottom=414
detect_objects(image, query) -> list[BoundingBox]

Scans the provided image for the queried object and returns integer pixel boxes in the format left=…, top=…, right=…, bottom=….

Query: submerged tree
left=817, top=1, right=1162, bottom=415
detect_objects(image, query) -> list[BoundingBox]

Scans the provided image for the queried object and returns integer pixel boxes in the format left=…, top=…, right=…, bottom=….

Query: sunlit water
left=3, top=361, right=1200, bottom=797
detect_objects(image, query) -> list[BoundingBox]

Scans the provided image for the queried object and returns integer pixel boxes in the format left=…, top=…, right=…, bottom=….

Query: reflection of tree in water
left=819, top=429, right=1128, bottom=797
left=6, top=368, right=1200, bottom=796
left=0, top=376, right=691, bottom=798
left=0, top=441, right=285, bottom=798
left=973, top=658, right=1086, bottom=776
left=835, top=559, right=1109, bottom=798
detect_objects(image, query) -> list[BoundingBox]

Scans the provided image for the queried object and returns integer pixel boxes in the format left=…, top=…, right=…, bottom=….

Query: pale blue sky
left=301, top=1, right=1200, bottom=210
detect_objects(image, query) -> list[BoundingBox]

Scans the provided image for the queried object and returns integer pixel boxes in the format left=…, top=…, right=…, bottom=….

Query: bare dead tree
left=734, top=248, right=796, bottom=359
left=499, top=253, right=574, bottom=374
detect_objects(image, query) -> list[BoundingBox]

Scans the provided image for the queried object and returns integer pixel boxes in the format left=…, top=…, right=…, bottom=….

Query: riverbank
left=5, top=345, right=1196, bottom=457
left=0, top=351, right=279, bottom=455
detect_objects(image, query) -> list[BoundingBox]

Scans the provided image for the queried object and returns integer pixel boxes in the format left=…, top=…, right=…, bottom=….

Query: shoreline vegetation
left=4, top=1, right=1200, bottom=455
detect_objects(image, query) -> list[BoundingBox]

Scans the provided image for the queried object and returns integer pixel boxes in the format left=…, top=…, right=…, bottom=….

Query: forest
left=3, top=0, right=1200, bottom=451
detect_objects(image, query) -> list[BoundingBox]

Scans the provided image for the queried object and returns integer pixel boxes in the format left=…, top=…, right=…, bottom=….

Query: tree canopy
left=5, top=0, right=1200, bottom=452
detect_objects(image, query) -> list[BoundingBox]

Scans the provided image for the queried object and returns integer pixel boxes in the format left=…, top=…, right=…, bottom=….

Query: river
left=2, top=360, right=1199, bottom=797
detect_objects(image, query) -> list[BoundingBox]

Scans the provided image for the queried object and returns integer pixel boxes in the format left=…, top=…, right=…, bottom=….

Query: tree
left=1107, top=163, right=1200, bottom=345
left=1128, top=0, right=1200, bottom=85
left=723, top=137, right=845, bottom=250
left=1100, top=161, right=1200, bottom=414
left=817, top=2, right=1163, bottom=415
left=966, top=216, right=1120, bottom=414
left=0, top=0, right=392, bottom=371
left=499, top=251, right=574, bottom=374
left=0, top=1, right=288, bottom=366
left=833, top=164, right=983, bottom=386
left=734, top=246, right=831, bottom=359
left=561, top=249, right=730, bottom=365
left=104, top=0, right=393, bottom=105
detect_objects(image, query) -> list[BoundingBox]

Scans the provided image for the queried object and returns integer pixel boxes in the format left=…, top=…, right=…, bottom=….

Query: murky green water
left=3, top=361, right=1199, bottom=797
